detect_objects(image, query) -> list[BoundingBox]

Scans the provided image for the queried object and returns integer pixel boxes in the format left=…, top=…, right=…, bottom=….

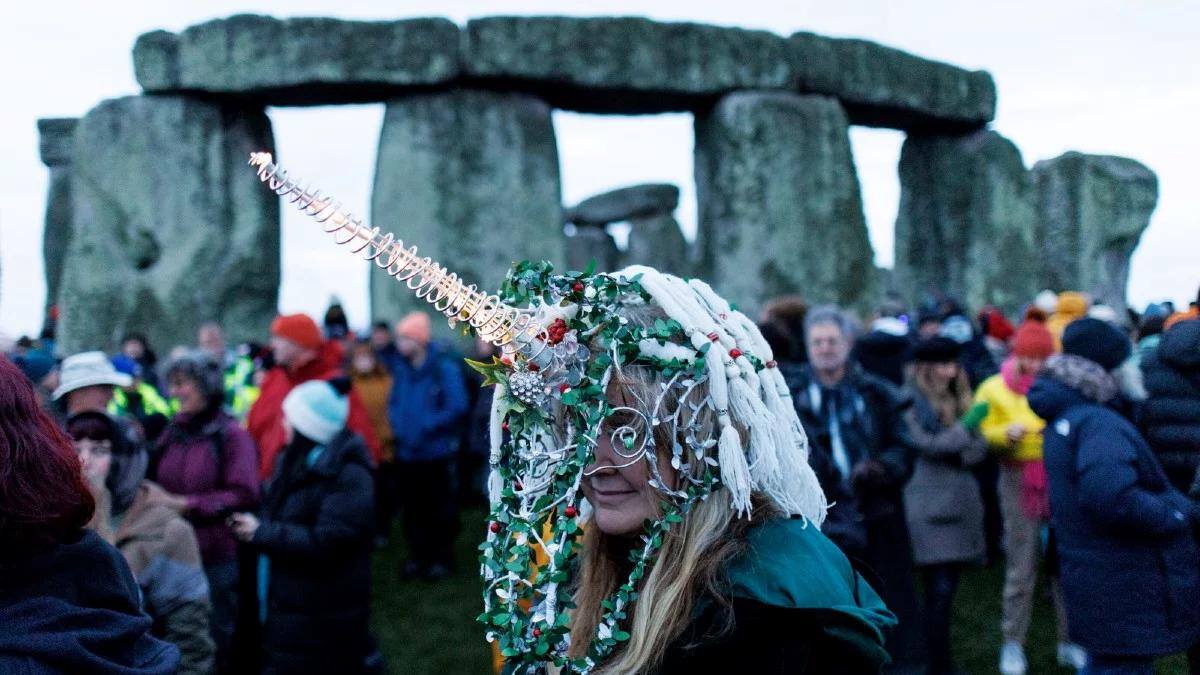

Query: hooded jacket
left=1140, top=320, right=1200, bottom=492
left=247, top=340, right=380, bottom=479
left=1028, top=359, right=1200, bottom=656
left=107, top=482, right=214, bottom=675
left=0, top=529, right=180, bottom=675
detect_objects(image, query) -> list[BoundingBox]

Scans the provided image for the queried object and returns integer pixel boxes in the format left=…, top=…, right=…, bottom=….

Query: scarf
left=1043, top=353, right=1119, bottom=404
left=1000, top=356, right=1035, bottom=396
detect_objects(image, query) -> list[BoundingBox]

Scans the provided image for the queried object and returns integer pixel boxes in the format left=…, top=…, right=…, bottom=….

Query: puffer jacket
left=1141, top=320, right=1200, bottom=491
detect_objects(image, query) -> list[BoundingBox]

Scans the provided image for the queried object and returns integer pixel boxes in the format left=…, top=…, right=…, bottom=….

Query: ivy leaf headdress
left=248, top=153, right=827, bottom=674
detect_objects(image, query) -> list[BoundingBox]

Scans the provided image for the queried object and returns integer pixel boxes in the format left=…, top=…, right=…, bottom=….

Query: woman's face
left=1016, top=356, right=1045, bottom=377
left=932, top=360, right=960, bottom=385
left=74, top=438, right=112, bottom=485
left=581, top=406, right=679, bottom=537
left=169, top=375, right=206, bottom=415
left=351, top=348, right=377, bottom=375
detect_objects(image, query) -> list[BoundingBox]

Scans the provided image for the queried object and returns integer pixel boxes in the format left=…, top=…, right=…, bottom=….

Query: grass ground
left=371, top=508, right=1191, bottom=674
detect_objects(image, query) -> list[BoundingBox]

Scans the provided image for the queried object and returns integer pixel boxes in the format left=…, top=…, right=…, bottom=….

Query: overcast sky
left=2, top=0, right=1196, bottom=338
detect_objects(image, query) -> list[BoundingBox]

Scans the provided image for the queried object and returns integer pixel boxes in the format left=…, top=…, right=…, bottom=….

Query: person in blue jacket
left=1028, top=318, right=1200, bottom=675
left=385, top=311, right=469, bottom=580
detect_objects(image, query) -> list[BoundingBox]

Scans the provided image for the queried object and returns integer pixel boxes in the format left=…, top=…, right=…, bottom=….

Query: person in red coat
left=246, top=314, right=380, bottom=479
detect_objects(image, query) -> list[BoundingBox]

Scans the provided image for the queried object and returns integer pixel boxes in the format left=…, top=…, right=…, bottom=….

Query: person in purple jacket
left=150, top=351, right=260, bottom=671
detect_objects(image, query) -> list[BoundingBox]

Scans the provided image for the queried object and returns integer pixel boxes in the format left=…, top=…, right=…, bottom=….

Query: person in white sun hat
left=53, top=351, right=133, bottom=417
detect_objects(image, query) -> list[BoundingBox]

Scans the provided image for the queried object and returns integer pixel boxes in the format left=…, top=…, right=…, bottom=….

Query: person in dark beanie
left=13, top=349, right=59, bottom=414
left=0, top=357, right=180, bottom=675
left=1029, top=318, right=1200, bottom=674
left=229, top=378, right=378, bottom=675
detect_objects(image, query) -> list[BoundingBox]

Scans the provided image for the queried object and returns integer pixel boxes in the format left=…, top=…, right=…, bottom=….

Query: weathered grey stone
left=59, top=95, right=278, bottom=354
left=1032, top=152, right=1157, bottom=315
left=134, top=15, right=459, bottom=105
left=624, top=214, right=691, bottom=277
left=565, top=183, right=679, bottom=226
left=372, top=90, right=563, bottom=334
left=565, top=226, right=621, bottom=274
left=894, top=130, right=1038, bottom=314
left=694, top=92, right=875, bottom=312
left=791, top=32, right=996, bottom=131
left=38, top=118, right=78, bottom=316
left=464, top=16, right=796, bottom=113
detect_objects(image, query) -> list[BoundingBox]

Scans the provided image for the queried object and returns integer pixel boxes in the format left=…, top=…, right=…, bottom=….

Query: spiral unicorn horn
left=247, top=152, right=551, bottom=364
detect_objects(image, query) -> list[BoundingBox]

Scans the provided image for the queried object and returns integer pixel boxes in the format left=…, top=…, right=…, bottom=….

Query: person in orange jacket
left=246, top=314, right=380, bottom=480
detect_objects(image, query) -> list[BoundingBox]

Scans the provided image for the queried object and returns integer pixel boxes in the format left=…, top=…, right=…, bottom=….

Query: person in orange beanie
left=246, top=313, right=380, bottom=479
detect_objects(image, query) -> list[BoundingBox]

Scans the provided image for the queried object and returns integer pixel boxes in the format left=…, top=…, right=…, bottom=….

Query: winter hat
left=1087, top=304, right=1120, bottom=325
left=282, top=379, right=349, bottom=444
left=1056, top=292, right=1089, bottom=319
left=1035, top=290, right=1059, bottom=315
left=53, top=351, right=133, bottom=401
left=110, top=354, right=142, bottom=378
left=871, top=316, right=909, bottom=337
left=912, top=336, right=963, bottom=363
left=1012, top=320, right=1055, bottom=359
left=979, top=307, right=1015, bottom=342
left=271, top=313, right=323, bottom=351
left=395, top=311, right=432, bottom=346
left=14, top=350, right=55, bottom=384
left=1062, top=317, right=1131, bottom=371
left=938, top=315, right=974, bottom=344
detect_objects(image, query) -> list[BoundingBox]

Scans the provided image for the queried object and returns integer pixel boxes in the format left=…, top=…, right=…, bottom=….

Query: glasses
left=73, top=438, right=113, bottom=458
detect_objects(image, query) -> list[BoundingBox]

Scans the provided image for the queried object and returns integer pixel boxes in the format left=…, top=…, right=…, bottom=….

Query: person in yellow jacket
left=109, top=354, right=176, bottom=442
left=974, top=316, right=1085, bottom=674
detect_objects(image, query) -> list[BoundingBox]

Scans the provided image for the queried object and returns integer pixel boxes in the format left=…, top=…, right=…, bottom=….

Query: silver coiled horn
left=247, top=152, right=550, bottom=363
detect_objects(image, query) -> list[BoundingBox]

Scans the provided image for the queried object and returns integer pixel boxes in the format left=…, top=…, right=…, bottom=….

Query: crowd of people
left=2, top=282, right=1199, bottom=674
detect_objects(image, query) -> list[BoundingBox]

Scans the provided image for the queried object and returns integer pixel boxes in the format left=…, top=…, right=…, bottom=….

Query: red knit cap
left=1012, top=320, right=1055, bottom=359
left=980, top=307, right=1015, bottom=342
left=271, top=313, right=323, bottom=350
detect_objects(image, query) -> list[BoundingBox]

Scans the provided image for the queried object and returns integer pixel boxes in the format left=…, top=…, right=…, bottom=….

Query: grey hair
left=165, top=350, right=225, bottom=409
left=804, top=304, right=858, bottom=341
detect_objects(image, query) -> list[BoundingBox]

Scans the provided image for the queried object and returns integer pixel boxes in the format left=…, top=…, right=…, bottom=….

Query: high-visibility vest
left=109, top=382, right=176, bottom=419
left=224, top=356, right=260, bottom=421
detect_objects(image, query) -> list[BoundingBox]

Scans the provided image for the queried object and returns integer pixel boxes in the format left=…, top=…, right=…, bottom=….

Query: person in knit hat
left=246, top=313, right=380, bottom=479
left=1046, top=291, right=1090, bottom=347
left=13, top=349, right=59, bottom=413
left=383, top=310, right=468, bottom=580
left=974, top=311, right=1084, bottom=673
left=230, top=378, right=378, bottom=674
left=1029, top=318, right=1200, bottom=673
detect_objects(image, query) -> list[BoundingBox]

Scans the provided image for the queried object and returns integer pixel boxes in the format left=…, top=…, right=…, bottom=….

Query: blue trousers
left=1081, top=654, right=1154, bottom=675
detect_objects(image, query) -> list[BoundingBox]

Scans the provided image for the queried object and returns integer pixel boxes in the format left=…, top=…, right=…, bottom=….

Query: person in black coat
left=0, top=356, right=179, bottom=675
left=229, top=378, right=377, bottom=675
left=792, top=305, right=923, bottom=672
left=1029, top=319, right=1200, bottom=674
left=1140, top=319, right=1200, bottom=492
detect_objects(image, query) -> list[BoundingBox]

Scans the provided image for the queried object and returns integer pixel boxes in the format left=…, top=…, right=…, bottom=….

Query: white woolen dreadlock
left=621, top=266, right=828, bottom=525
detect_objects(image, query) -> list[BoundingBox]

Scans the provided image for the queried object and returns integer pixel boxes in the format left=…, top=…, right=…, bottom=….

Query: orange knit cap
left=271, top=313, right=323, bottom=350
left=395, top=312, right=432, bottom=346
left=1012, top=320, right=1055, bottom=359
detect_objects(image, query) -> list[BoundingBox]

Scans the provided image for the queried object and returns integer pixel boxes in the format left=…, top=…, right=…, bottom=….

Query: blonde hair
left=910, top=361, right=972, bottom=426
left=565, top=311, right=766, bottom=673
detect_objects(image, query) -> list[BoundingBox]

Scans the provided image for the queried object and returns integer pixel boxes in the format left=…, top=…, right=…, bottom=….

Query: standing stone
left=624, top=213, right=691, bottom=277
left=372, top=90, right=562, bottom=331
left=894, top=130, right=1037, bottom=314
left=59, top=95, right=278, bottom=354
left=1032, top=152, right=1157, bottom=314
left=565, top=226, right=621, bottom=274
left=565, top=183, right=679, bottom=227
left=694, top=92, right=874, bottom=312
left=38, top=118, right=78, bottom=317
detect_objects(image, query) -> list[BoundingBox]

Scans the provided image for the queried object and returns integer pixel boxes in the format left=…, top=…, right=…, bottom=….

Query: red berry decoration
left=729, top=348, right=743, bottom=359
left=502, top=422, right=510, bottom=432
left=766, top=360, right=778, bottom=369
left=532, top=628, right=542, bottom=638
left=564, top=505, right=578, bottom=518
left=707, top=332, right=719, bottom=342
left=501, top=356, right=513, bottom=367
left=572, top=281, right=585, bottom=293
left=489, top=521, right=502, bottom=534
left=528, top=363, right=540, bottom=372
left=558, top=383, right=570, bottom=394
left=546, top=318, right=569, bottom=345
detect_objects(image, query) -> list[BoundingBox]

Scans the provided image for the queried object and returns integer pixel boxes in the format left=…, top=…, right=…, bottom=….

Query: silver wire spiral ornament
left=247, top=152, right=552, bottom=364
